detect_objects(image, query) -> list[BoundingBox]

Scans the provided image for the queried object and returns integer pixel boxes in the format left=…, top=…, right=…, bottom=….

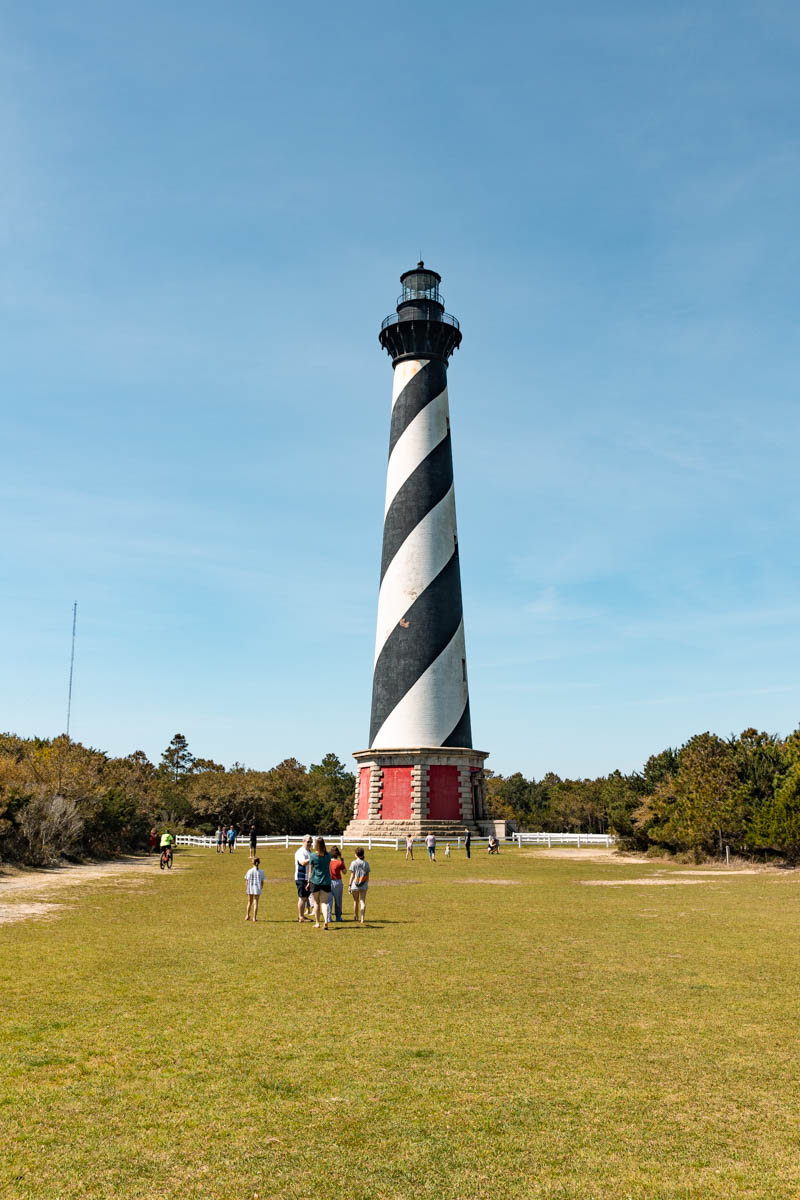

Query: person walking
left=215, top=825, right=224, bottom=854
left=425, top=832, right=436, bottom=862
left=148, top=828, right=158, bottom=855
left=244, top=857, right=265, bottom=921
left=248, top=825, right=257, bottom=860
left=220, top=826, right=228, bottom=855
left=227, top=825, right=237, bottom=853
left=327, top=846, right=345, bottom=923
left=464, top=828, right=471, bottom=859
left=348, top=847, right=371, bottom=924
left=405, top=834, right=414, bottom=861
left=294, top=834, right=313, bottom=923
left=308, top=837, right=332, bottom=930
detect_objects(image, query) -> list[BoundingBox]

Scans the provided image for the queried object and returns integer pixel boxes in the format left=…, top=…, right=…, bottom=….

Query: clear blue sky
left=2, top=1, right=799, bottom=778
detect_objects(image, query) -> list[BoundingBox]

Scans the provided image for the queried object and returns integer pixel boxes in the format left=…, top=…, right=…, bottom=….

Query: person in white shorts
left=245, top=858, right=265, bottom=922
left=349, top=847, right=371, bottom=925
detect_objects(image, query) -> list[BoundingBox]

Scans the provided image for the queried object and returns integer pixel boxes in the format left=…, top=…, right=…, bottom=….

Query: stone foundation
left=343, top=746, right=489, bottom=840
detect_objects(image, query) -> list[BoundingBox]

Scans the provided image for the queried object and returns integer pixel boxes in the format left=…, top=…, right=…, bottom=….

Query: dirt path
left=523, top=846, right=651, bottom=865
left=525, top=847, right=780, bottom=872
left=0, top=856, right=156, bottom=925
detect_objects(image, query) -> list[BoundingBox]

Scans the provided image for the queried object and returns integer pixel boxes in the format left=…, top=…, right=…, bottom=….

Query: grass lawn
left=2, top=845, right=800, bottom=1199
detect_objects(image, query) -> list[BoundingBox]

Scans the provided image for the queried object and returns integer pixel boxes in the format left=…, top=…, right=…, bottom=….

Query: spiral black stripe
left=388, top=359, right=448, bottom=459
left=442, top=700, right=472, bottom=747
left=369, top=550, right=464, bottom=746
left=380, top=434, right=453, bottom=583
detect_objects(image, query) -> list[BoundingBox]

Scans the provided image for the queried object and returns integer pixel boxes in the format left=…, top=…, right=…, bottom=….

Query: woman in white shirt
left=244, top=858, right=265, bottom=922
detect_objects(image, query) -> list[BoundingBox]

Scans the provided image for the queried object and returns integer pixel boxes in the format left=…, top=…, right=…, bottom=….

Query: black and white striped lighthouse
left=346, top=264, right=489, bottom=838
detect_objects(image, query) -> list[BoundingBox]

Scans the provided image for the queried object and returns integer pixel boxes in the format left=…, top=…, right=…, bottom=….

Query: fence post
left=368, top=837, right=372, bottom=850
left=395, top=838, right=399, bottom=851
left=577, top=834, right=581, bottom=848
left=285, top=834, right=289, bottom=849
left=547, top=834, right=551, bottom=848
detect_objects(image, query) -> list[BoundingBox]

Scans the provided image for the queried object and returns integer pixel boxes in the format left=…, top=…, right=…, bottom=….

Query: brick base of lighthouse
left=343, top=747, right=489, bottom=840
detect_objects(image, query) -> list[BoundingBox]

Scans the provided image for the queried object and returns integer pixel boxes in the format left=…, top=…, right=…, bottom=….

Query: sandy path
left=522, top=847, right=650, bottom=865
left=524, top=847, right=779, bottom=872
left=0, top=856, right=156, bottom=925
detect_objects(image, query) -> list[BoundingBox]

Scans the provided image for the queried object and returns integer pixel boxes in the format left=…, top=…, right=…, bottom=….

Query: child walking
left=245, top=858, right=265, bottom=922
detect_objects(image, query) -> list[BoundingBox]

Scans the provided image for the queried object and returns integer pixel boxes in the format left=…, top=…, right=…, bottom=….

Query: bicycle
left=159, top=846, right=173, bottom=870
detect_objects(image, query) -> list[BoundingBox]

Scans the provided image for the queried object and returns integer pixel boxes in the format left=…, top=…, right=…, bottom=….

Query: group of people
left=241, top=828, right=501, bottom=924
left=403, top=828, right=497, bottom=861
left=291, top=836, right=370, bottom=929
left=214, top=825, right=238, bottom=853
left=215, top=824, right=262, bottom=857
left=242, top=836, right=370, bottom=927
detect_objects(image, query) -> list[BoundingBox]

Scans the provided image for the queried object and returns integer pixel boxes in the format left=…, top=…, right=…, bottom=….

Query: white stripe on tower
left=374, top=485, right=456, bottom=664
left=371, top=619, right=468, bottom=748
left=384, top=381, right=448, bottom=515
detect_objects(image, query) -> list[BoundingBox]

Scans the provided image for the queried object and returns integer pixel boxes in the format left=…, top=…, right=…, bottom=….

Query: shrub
left=19, top=790, right=84, bottom=865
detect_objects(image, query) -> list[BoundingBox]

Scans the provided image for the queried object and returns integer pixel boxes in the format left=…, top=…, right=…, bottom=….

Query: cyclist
left=160, top=830, right=175, bottom=866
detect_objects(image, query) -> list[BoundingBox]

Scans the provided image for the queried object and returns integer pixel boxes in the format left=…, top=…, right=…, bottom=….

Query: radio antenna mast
left=66, top=602, right=77, bottom=737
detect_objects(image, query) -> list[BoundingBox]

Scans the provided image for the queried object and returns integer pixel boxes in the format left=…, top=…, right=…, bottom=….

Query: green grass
left=2, top=847, right=800, bottom=1199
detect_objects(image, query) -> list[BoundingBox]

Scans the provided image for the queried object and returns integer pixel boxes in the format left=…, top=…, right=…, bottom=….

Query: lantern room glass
left=400, top=271, right=442, bottom=306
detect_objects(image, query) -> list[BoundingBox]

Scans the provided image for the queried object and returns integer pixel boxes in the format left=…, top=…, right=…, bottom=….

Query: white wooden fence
left=511, top=832, right=615, bottom=848
left=175, top=834, right=498, bottom=851
left=175, top=832, right=613, bottom=851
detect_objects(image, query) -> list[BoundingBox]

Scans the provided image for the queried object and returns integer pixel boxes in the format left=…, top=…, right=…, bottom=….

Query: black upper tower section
left=379, top=262, right=462, bottom=365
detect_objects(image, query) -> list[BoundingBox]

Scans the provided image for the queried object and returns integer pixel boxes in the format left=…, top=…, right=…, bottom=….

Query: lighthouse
left=346, top=263, right=488, bottom=839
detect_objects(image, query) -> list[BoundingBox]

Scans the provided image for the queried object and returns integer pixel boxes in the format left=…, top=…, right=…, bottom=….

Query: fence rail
left=175, top=834, right=509, bottom=852
left=175, top=833, right=614, bottom=851
left=512, top=832, right=615, bottom=848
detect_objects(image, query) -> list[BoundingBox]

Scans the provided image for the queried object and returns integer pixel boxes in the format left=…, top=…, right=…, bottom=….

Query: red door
left=428, top=765, right=460, bottom=820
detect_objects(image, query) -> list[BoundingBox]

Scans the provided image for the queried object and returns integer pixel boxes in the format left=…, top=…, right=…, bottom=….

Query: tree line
left=0, top=732, right=355, bottom=865
left=3, top=725, right=800, bottom=866
left=486, top=727, right=800, bottom=862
